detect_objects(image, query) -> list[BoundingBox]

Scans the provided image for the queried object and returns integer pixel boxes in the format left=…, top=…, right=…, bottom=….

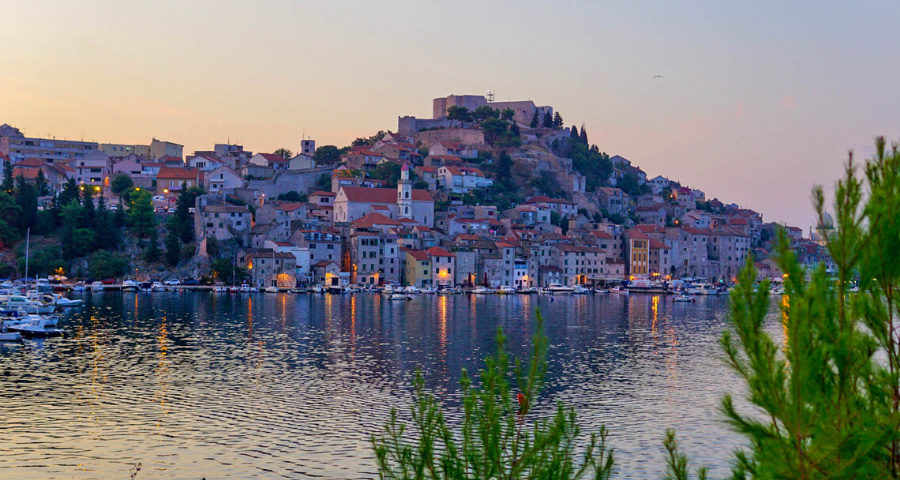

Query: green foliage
left=14, top=176, right=38, bottom=232
left=481, top=118, right=509, bottom=146
left=530, top=171, right=566, bottom=199
left=314, top=145, right=344, bottom=165
left=128, top=189, right=156, bottom=238
left=351, top=130, right=387, bottom=147
left=530, top=110, right=539, bottom=128
left=370, top=162, right=403, bottom=188
left=35, top=169, right=49, bottom=196
left=2, top=160, right=13, bottom=193
left=713, top=139, right=900, bottom=479
left=317, top=173, right=331, bottom=190
left=273, top=148, right=292, bottom=160
left=447, top=106, right=473, bottom=126
left=143, top=228, right=161, bottom=262
left=17, top=245, right=65, bottom=277
left=500, top=108, right=515, bottom=122
left=372, top=310, right=615, bottom=480
left=473, top=105, right=500, bottom=122
left=89, top=251, right=128, bottom=279
left=617, top=172, right=643, bottom=196
left=210, top=258, right=247, bottom=285
left=542, top=111, right=553, bottom=129
left=567, top=141, right=613, bottom=191
left=413, top=180, right=429, bottom=190
left=165, top=230, right=181, bottom=266
left=278, top=191, right=306, bottom=202
left=205, top=236, right=220, bottom=257
left=110, top=174, right=133, bottom=195
left=552, top=112, right=564, bottom=129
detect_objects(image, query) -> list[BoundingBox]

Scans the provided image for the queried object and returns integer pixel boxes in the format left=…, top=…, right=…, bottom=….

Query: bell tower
left=398, top=162, right=413, bottom=220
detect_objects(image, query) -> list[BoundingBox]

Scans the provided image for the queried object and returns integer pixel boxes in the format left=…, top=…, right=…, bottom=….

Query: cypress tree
left=580, top=124, right=588, bottom=145
left=553, top=112, right=564, bottom=129
left=542, top=111, right=553, bottom=129
left=2, top=161, right=13, bottom=194
left=35, top=169, right=48, bottom=196
left=570, top=125, right=579, bottom=141
left=530, top=109, right=539, bottom=128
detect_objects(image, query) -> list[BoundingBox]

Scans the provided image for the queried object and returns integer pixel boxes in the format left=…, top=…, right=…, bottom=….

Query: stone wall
left=414, top=128, right=485, bottom=148
left=246, top=167, right=333, bottom=198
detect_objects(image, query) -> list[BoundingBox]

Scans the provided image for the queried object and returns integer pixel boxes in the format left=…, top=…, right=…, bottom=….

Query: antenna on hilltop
left=486, top=90, right=495, bottom=103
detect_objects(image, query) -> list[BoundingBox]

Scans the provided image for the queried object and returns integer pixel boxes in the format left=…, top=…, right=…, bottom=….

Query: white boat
left=593, top=288, right=609, bottom=294
left=6, top=315, right=65, bottom=337
left=404, top=286, right=421, bottom=294
left=0, top=319, right=23, bottom=341
left=213, top=283, right=228, bottom=293
left=470, top=286, right=490, bottom=294
left=496, top=286, right=515, bottom=295
left=239, top=283, right=253, bottom=293
left=381, top=284, right=396, bottom=295
left=265, top=286, right=279, bottom=293
left=151, top=281, right=166, bottom=292
left=1, top=294, right=55, bottom=315
left=517, top=287, right=538, bottom=294
left=389, top=293, right=412, bottom=300
left=71, top=281, right=87, bottom=292
left=121, top=279, right=140, bottom=291
left=91, top=281, right=105, bottom=292
left=572, top=285, right=591, bottom=294
left=673, top=294, right=695, bottom=302
left=421, top=287, right=438, bottom=294
left=609, top=286, right=629, bottom=295
left=36, top=278, right=52, bottom=293
left=309, top=285, right=325, bottom=294
left=693, top=283, right=718, bottom=295
left=546, top=283, right=575, bottom=295
left=51, top=294, right=82, bottom=307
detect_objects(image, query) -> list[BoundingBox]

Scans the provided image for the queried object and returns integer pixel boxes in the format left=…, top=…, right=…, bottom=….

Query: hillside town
left=0, top=93, right=833, bottom=290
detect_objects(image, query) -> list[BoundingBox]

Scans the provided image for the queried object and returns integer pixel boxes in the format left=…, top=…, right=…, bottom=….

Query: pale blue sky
left=2, top=0, right=898, bottom=228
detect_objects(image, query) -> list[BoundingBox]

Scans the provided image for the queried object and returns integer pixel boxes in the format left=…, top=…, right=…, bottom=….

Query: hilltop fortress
left=398, top=94, right=554, bottom=137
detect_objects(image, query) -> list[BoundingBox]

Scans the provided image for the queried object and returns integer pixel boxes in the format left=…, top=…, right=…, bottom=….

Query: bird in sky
left=653, top=75, right=665, bottom=78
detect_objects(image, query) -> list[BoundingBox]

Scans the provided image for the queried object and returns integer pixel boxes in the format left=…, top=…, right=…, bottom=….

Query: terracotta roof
left=455, top=234, right=479, bottom=241
left=313, top=260, right=338, bottom=268
left=276, top=202, right=304, bottom=212
left=649, top=240, right=669, bottom=249
left=309, top=191, right=336, bottom=197
left=416, top=166, right=437, bottom=173
left=682, top=227, right=710, bottom=235
left=406, top=250, right=430, bottom=261
left=339, top=186, right=432, bottom=203
left=260, top=153, right=287, bottom=164
left=16, top=158, right=45, bottom=167
left=590, top=231, right=613, bottom=239
left=157, top=167, right=201, bottom=180
left=426, top=246, right=454, bottom=257
left=526, top=195, right=575, bottom=205
left=633, top=224, right=666, bottom=233
left=352, top=212, right=403, bottom=228
left=12, top=167, right=40, bottom=179
left=495, top=242, right=514, bottom=248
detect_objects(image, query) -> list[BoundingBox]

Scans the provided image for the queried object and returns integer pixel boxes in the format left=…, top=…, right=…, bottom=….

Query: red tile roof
left=352, top=212, right=403, bottom=228
left=260, top=153, right=287, bottom=164
left=157, top=167, right=202, bottom=180
left=339, top=186, right=432, bottom=203
left=526, top=195, right=575, bottom=205
left=407, top=250, right=430, bottom=261
left=309, top=191, right=336, bottom=197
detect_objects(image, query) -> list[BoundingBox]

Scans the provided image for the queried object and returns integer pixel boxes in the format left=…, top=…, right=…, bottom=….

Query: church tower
left=397, top=162, right=413, bottom=220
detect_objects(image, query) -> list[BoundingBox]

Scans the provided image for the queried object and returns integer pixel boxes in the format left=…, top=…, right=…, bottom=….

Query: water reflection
left=0, top=292, right=780, bottom=480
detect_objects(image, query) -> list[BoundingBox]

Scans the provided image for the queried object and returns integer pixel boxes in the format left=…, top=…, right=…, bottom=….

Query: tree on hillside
left=530, top=109, right=539, bottom=128
left=370, top=162, right=403, bottom=188
left=541, top=111, right=552, bottom=129
left=274, top=148, right=292, bottom=160
left=447, top=106, right=472, bottom=127
left=351, top=131, right=387, bottom=147
left=570, top=125, right=579, bottom=142
left=128, top=189, right=156, bottom=238
left=35, top=169, right=48, bottom=196
left=314, top=145, right=342, bottom=165
left=500, top=108, right=515, bottom=122
left=111, top=174, right=133, bottom=195
left=553, top=111, right=564, bottom=129
left=2, top=161, right=13, bottom=194
left=14, top=176, right=38, bottom=233
left=474, top=105, right=500, bottom=122
left=481, top=118, right=509, bottom=146
left=580, top=124, right=588, bottom=145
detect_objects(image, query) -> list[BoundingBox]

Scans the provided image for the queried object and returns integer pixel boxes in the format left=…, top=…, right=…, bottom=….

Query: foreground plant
left=371, top=309, right=615, bottom=479
left=374, top=139, right=900, bottom=479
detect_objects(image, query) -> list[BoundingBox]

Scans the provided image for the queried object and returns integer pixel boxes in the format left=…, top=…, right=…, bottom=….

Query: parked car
left=163, top=278, right=181, bottom=286
left=152, top=195, right=165, bottom=202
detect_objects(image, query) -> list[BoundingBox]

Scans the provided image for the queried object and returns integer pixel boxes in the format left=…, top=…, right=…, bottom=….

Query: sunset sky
left=2, top=0, right=899, bottom=228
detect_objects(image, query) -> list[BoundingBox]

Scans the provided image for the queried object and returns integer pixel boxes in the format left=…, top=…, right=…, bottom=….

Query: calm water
left=0, top=292, right=779, bottom=479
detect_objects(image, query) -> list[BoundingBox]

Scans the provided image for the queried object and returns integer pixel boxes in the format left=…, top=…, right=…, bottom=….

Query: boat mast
left=24, top=227, right=30, bottom=291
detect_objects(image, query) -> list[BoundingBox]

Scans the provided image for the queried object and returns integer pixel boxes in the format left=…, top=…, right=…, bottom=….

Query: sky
left=2, top=0, right=899, bottom=228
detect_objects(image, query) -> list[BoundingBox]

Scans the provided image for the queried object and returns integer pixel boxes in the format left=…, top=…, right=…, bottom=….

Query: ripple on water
left=0, top=292, right=779, bottom=479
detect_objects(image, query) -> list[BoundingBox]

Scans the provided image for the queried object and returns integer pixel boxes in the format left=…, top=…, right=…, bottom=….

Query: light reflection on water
left=0, top=292, right=778, bottom=479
